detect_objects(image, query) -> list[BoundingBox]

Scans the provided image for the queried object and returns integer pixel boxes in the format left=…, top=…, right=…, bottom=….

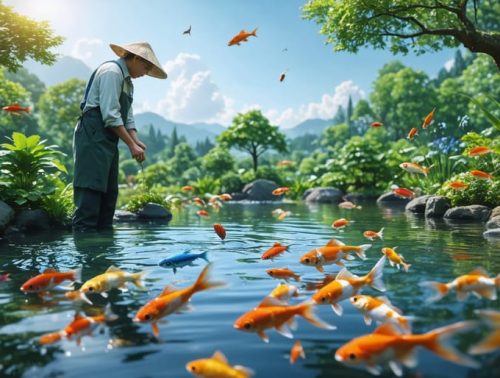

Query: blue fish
left=158, top=250, right=209, bottom=273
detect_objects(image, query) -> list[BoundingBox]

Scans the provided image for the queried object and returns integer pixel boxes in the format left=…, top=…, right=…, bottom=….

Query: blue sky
left=6, top=0, right=457, bottom=128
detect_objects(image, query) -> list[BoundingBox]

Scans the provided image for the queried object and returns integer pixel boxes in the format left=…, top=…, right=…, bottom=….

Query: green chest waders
left=73, top=61, right=133, bottom=229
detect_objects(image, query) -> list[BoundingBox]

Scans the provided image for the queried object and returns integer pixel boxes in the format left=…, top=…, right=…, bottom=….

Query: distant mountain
left=283, top=118, right=333, bottom=138
left=134, top=112, right=222, bottom=144
left=23, top=56, right=92, bottom=86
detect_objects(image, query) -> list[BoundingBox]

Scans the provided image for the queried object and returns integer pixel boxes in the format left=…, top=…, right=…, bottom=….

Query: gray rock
left=136, top=203, right=173, bottom=221
left=0, top=201, right=14, bottom=232
left=230, top=192, right=247, bottom=201
left=242, top=179, right=280, bottom=201
left=343, top=192, right=371, bottom=202
left=425, top=196, right=451, bottom=218
left=302, top=188, right=314, bottom=200
left=304, top=187, right=344, bottom=204
left=486, top=215, right=500, bottom=230
left=15, top=209, right=51, bottom=231
left=377, top=192, right=411, bottom=204
left=444, top=205, right=491, bottom=222
left=114, top=210, right=138, bottom=222
left=490, top=206, right=500, bottom=219
left=483, top=228, right=500, bottom=239
left=405, top=195, right=431, bottom=213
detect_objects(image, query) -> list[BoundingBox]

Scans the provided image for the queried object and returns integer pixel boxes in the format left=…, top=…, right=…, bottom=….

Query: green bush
left=40, top=178, right=74, bottom=226
left=192, top=176, right=221, bottom=195
left=220, top=172, right=243, bottom=193
left=125, top=186, right=171, bottom=213
left=241, top=165, right=284, bottom=186
left=437, top=172, right=499, bottom=208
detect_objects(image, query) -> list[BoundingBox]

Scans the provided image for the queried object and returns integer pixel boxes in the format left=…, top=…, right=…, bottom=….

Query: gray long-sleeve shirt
left=81, top=58, right=135, bottom=130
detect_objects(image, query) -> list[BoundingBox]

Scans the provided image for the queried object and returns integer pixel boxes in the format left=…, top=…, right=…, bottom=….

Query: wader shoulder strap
left=80, top=60, right=125, bottom=112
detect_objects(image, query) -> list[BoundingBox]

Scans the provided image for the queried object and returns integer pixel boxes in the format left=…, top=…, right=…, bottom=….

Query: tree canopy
left=303, top=0, right=500, bottom=68
left=0, top=2, right=64, bottom=71
left=217, top=110, right=287, bottom=172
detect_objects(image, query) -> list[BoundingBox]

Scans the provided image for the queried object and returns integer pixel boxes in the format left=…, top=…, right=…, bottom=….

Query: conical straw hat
left=110, top=42, right=167, bottom=79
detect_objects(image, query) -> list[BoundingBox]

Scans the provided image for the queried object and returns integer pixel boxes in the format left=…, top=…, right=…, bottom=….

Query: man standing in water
left=73, top=42, right=167, bottom=229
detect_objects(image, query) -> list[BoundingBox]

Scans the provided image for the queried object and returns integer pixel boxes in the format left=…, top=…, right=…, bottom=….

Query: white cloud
left=71, top=38, right=105, bottom=64
left=266, top=80, right=366, bottom=129
left=444, top=58, right=455, bottom=72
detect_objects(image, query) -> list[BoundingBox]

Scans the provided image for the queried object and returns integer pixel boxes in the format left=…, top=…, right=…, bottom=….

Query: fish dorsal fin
left=73, top=312, right=84, bottom=321
left=212, top=350, right=228, bottom=364
left=468, top=267, right=488, bottom=277
left=160, top=285, right=177, bottom=296
left=258, top=296, right=285, bottom=308
left=273, top=242, right=282, bottom=247
left=43, top=268, right=58, bottom=273
left=336, top=268, right=355, bottom=281
left=105, top=265, right=122, bottom=273
left=378, top=296, right=392, bottom=306
left=373, top=323, right=400, bottom=336
left=326, top=239, right=344, bottom=247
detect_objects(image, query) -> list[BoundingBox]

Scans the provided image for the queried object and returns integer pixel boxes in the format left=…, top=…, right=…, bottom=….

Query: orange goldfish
left=299, top=239, right=371, bottom=273
left=2, top=103, right=31, bottom=113
left=228, top=28, right=257, bottom=46
left=338, top=201, right=362, bottom=210
left=219, top=193, right=233, bottom=201
left=311, top=256, right=386, bottom=315
left=233, top=296, right=335, bottom=342
left=261, top=242, right=288, bottom=260
left=197, top=210, right=209, bottom=217
left=469, top=170, right=493, bottom=181
left=363, top=227, right=384, bottom=241
left=272, top=187, right=290, bottom=196
left=469, top=309, right=500, bottom=355
left=182, top=185, right=194, bottom=192
left=468, top=146, right=492, bottom=156
left=407, top=127, right=418, bottom=140
left=193, top=197, right=206, bottom=207
left=266, top=268, right=301, bottom=282
left=335, top=322, right=479, bottom=376
left=448, top=181, right=468, bottom=190
left=134, top=264, right=224, bottom=337
left=331, top=218, right=353, bottom=229
left=399, top=162, right=431, bottom=176
left=303, top=274, right=337, bottom=291
left=79, top=266, right=145, bottom=300
left=370, top=121, right=383, bottom=128
left=420, top=267, right=500, bottom=303
left=213, top=223, right=226, bottom=240
left=381, top=247, right=411, bottom=272
left=39, top=307, right=116, bottom=346
left=422, top=107, right=436, bottom=129
left=269, top=283, right=299, bottom=303
left=392, top=187, right=415, bottom=199
left=350, top=295, right=412, bottom=333
left=290, top=340, right=305, bottom=364
left=276, top=160, right=294, bottom=167
left=20, top=267, right=82, bottom=293
left=272, top=208, right=291, bottom=220
left=186, top=350, right=254, bottom=377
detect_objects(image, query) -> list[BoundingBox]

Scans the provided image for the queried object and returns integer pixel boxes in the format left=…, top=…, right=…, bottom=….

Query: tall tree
left=303, top=0, right=500, bottom=68
left=217, top=110, right=287, bottom=172
left=0, top=3, right=63, bottom=71
left=4, top=67, right=46, bottom=104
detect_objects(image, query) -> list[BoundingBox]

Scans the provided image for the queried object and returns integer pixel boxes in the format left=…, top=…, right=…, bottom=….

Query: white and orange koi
left=299, top=239, right=371, bottom=273
left=399, top=162, right=431, bottom=176
left=350, top=295, right=412, bottom=333
left=79, top=266, right=146, bottom=300
left=381, top=247, right=411, bottom=272
left=186, top=350, right=254, bottom=377
left=133, top=264, right=224, bottom=337
left=290, top=340, right=305, bottom=364
left=338, top=201, right=362, bottom=210
left=20, top=267, right=82, bottom=293
left=233, top=296, right=335, bottom=343
left=269, top=283, right=299, bottom=303
left=468, top=309, right=500, bottom=355
left=331, top=218, right=353, bottom=229
left=311, top=256, right=386, bottom=315
left=335, top=322, right=479, bottom=376
left=363, top=228, right=384, bottom=241
left=419, top=267, right=500, bottom=303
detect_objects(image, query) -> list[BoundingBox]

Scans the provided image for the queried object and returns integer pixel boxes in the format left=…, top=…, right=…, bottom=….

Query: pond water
left=0, top=202, right=499, bottom=378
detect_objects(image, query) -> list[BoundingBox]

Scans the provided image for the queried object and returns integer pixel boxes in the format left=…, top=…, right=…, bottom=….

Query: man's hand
left=129, top=143, right=145, bottom=162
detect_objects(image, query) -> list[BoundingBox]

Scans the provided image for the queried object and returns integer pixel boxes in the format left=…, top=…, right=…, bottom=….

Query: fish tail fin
left=251, top=28, right=257, bottom=37
left=419, top=281, right=448, bottom=303
left=365, top=256, right=386, bottom=292
left=402, top=262, right=412, bottom=273
left=299, top=301, right=336, bottom=330
left=73, top=266, right=83, bottom=282
left=132, top=271, right=148, bottom=290
left=355, top=244, right=371, bottom=260
left=39, top=331, right=63, bottom=345
left=378, top=227, right=384, bottom=240
left=200, top=251, right=210, bottom=263
left=424, top=321, right=480, bottom=368
left=192, top=263, right=225, bottom=293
